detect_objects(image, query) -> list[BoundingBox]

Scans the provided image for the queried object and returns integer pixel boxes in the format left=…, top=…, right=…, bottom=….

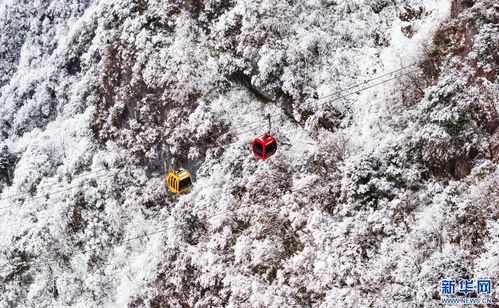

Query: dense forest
left=0, top=0, right=497, bottom=306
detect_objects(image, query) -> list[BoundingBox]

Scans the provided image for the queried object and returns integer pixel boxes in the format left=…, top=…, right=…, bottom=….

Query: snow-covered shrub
left=440, top=165, right=499, bottom=253
left=0, top=144, right=16, bottom=190
left=340, top=147, right=424, bottom=210
left=0, top=2, right=39, bottom=88
left=410, top=5, right=497, bottom=178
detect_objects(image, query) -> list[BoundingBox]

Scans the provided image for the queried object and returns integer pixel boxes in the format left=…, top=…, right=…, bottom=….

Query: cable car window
left=179, top=177, right=192, bottom=190
left=266, top=141, right=277, bottom=156
left=254, top=142, right=264, bottom=155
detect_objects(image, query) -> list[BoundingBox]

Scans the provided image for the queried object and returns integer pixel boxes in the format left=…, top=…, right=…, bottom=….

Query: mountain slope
left=0, top=0, right=497, bottom=307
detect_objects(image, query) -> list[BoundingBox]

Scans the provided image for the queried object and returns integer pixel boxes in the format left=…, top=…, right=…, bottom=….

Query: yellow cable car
left=166, top=168, right=193, bottom=194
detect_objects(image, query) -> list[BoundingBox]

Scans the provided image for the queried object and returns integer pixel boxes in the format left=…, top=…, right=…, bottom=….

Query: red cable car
left=251, top=115, right=278, bottom=160
left=252, top=134, right=278, bottom=160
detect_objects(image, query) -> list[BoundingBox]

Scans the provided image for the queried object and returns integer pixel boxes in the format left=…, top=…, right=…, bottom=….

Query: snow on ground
left=0, top=0, right=497, bottom=306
